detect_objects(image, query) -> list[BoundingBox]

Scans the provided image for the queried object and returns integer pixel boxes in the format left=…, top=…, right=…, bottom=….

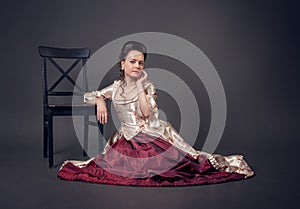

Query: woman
left=58, top=41, right=254, bottom=186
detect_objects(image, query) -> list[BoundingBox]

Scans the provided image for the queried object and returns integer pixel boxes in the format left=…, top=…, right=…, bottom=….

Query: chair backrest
left=38, top=46, right=91, bottom=105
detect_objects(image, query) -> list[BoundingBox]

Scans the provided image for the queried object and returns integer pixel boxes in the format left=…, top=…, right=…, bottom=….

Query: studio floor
left=0, top=1, right=299, bottom=208
left=1, top=129, right=297, bottom=209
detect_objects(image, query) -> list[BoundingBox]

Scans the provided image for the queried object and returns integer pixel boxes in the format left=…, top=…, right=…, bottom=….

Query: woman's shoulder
left=110, top=79, right=156, bottom=91
left=112, top=79, right=155, bottom=89
left=113, top=79, right=122, bottom=85
left=109, top=80, right=122, bottom=89
left=144, top=80, right=156, bottom=89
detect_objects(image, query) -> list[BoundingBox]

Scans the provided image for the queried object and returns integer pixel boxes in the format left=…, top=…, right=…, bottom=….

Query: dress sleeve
left=144, top=81, right=160, bottom=127
left=84, top=82, right=115, bottom=103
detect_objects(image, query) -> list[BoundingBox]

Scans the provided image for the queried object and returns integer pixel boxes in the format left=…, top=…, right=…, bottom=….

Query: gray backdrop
left=0, top=0, right=298, bottom=209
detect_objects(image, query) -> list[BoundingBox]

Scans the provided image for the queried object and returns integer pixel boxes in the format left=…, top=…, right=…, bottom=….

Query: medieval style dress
left=58, top=80, right=254, bottom=186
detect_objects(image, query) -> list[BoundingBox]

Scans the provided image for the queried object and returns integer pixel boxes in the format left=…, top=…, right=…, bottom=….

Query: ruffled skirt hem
left=58, top=133, right=254, bottom=186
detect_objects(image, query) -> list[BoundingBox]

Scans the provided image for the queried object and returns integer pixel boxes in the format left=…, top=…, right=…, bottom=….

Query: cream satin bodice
left=113, top=96, right=153, bottom=139
left=84, top=80, right=159, bottom=138
left=84, top=80, right=200, bottom=158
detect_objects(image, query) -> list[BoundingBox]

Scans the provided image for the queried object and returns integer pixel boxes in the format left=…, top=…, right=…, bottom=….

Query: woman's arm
left=137, top=88, right=151, bottom=117
left=136, top=71, right=152, bottom=117
left=84, top=82, right=115, bottom=124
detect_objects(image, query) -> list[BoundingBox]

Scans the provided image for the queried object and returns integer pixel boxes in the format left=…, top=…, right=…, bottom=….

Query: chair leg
left=48, top=110, right=54, bottom=168
left=97, top=121, right=104, bottom=154
left=43, top=116, right=48, bottom=158
left=83, top=115, right=88, bottom=156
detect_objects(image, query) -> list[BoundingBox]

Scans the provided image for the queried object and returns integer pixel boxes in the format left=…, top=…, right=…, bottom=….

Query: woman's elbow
left=142, top=109, right=151, bottom=118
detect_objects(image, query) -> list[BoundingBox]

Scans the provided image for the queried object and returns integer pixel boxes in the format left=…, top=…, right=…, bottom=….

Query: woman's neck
left=124, top=76, right=137, bottom=86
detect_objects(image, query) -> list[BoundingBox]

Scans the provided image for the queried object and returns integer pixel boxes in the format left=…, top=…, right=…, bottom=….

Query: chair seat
left=47, top=103, right=96, bottom=116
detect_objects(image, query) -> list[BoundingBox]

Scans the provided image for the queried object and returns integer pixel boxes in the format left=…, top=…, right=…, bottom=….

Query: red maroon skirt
left=58, top=133, right=245, bottom=186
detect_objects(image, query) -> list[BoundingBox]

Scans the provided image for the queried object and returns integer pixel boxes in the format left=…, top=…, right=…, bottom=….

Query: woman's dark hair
left=119, top=41, right=147, bottom=62
left=118, top=41, right=147, bottom=81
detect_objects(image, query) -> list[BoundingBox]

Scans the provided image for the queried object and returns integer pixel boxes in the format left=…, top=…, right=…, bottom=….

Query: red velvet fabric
left=58, top=133, right=245, bottom=186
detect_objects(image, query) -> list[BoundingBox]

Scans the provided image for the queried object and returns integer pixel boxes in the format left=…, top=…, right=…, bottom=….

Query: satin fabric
left=58, top=133, right=246, bottom=186
left=58, top=80, right=254, bottom=186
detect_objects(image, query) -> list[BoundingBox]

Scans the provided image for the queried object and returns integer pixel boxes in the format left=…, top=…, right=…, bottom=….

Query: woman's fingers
left=143, top=70, right=148, bottom=79
left=95, top=98, right=108, bottom=124
left=101, top=113, right=108, bottom=124
left=139, top=71, right=147, bottom=82
left=137, top=71, right=148, bottom=87
left=97, top=110, right=108, bottom=124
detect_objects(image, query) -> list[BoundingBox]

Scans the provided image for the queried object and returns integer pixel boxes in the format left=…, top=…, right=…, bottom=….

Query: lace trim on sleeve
left=84, top=80, right=120, bottom=103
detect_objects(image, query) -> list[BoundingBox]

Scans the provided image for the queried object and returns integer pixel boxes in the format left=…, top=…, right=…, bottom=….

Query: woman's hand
left=136, top=70, right=148, bottom=92
left=96, top=98, right=108, bottom=124
left=136, top=71, right=151, bottom=117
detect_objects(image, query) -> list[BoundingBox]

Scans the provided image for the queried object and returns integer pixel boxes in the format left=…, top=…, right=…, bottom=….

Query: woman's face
left=121, top=50, right=145, bottom=80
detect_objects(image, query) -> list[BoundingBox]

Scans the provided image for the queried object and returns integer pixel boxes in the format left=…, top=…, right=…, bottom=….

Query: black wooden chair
left=38, top=46, right=102, bottom=168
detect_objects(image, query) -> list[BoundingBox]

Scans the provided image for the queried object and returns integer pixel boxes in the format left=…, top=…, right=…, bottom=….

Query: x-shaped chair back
left=39, top=46, right=90, bottom=98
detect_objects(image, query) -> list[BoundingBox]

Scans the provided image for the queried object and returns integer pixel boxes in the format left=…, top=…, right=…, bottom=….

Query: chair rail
left=38, top=46, right=90, bottom=59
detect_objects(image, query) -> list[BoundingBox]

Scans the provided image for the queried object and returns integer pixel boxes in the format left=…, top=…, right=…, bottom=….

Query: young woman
left=58, top=41, right=254, bottom=186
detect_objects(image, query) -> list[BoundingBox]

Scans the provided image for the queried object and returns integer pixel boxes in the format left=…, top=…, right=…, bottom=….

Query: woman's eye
left=130, top=61, right=135, bottom=64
